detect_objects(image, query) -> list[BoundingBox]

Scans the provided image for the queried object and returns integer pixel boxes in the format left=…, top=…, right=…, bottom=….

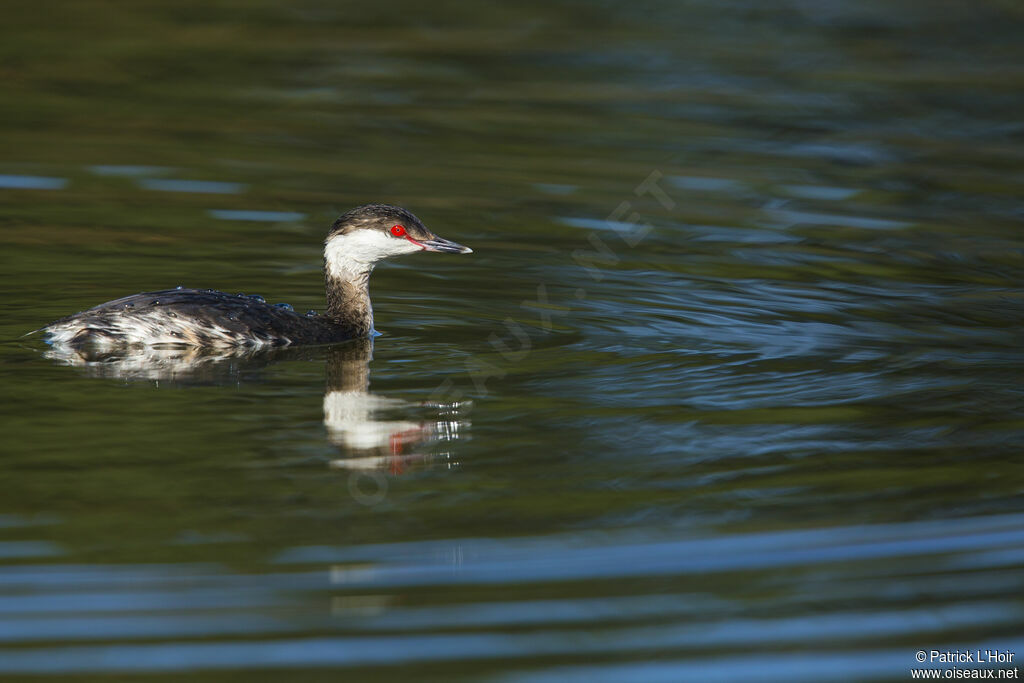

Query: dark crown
left=328, top=204, right=429, bottom=239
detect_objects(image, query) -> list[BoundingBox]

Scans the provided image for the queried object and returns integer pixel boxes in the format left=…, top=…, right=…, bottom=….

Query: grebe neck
left=323, top=250, right=375, bottom=336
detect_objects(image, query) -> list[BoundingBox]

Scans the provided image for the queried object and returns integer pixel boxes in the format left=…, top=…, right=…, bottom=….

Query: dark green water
left=2, top=1, right=1024, bottom=680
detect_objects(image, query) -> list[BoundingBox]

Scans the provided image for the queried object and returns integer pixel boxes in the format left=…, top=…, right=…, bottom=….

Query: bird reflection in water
left=322, top=341, right=469, bottom=474
left=41, top=339, right=469, bottom=474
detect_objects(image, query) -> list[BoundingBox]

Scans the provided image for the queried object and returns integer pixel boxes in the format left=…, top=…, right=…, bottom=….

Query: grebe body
left=40, top=204, right=471, bottom=349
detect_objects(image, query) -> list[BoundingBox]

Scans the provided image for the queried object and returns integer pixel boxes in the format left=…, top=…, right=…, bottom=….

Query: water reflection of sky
left=0, top=175, right=67, bottom=190
left=3, top=514, right=1024, bottom=675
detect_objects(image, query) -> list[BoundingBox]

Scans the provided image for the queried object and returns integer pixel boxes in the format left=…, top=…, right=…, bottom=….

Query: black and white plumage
left=39, top=204, right=472, bottom=349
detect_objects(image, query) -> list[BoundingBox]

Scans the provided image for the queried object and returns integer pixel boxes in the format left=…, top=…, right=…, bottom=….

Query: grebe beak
left=420, top=235, right=473, bottom=254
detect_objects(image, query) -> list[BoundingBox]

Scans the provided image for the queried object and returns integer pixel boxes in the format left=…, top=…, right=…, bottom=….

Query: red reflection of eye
left=390, top=225, right=406, bottom=237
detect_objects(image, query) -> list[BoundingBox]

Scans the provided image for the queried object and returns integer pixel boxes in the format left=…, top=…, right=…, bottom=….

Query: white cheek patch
left=324, top=230, right=422, bottom=278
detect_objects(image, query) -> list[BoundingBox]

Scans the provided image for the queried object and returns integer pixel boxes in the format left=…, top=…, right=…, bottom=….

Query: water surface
left=2, top=1, right=1024, bottom=680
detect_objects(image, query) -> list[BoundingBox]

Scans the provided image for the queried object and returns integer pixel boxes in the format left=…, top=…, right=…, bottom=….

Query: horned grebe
left=39, top=204, right=472, bottom=348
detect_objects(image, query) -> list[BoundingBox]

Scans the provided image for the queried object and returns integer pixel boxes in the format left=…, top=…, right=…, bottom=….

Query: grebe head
left=324, top=204, right=471, bottom=279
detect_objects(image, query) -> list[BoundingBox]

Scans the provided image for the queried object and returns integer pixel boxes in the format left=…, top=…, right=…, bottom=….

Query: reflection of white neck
left=323, top=389, right=470, bottom=471
left=323, top=390, right=422, bottom=451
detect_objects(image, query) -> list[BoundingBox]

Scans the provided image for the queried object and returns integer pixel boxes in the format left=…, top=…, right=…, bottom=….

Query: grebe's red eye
left=390, top=225, right=406, bottom=237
